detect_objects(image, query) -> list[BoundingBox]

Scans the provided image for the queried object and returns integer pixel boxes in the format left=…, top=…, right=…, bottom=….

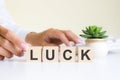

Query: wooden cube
left=42, top=46, right=59, bottom=62
left=26, top=46, right=42, bottom=62
left=78, top=47, right=94, bottom=62
left=60, top=47, right=76, bottom=62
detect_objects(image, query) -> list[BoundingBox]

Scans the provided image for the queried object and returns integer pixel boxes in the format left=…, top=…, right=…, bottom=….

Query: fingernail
left=77, top=38, right=83, bottom=43
left=25, top=43, right=32, bottom=51
left=21, top=43, right=31, bottom=51
left=68, top=43, right=72, bottom=47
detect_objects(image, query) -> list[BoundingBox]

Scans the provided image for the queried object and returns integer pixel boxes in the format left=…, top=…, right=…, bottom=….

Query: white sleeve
left=0, top=0, right=30, bottom=40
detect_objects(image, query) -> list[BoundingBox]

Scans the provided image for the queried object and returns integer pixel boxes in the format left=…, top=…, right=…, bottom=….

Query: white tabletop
left=0, top=50, right=120, bottom=80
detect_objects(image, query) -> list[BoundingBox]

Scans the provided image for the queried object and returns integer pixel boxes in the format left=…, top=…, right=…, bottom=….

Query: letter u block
left=42, top=46, right=59, bottom=62
left=27, top=46, right=42, bottom=62
left=60, top=47, right=76, bottom=62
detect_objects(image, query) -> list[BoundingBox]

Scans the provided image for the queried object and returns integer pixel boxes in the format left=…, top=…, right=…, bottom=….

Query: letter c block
left=60, top=47, right=76, bottom=62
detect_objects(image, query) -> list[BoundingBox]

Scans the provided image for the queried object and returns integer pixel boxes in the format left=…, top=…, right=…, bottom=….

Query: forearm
left=0, top=0, right=30, bottom=40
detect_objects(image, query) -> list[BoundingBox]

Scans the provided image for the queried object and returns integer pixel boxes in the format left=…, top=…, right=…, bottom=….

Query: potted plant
left=80, top=25, right=108, bottom=57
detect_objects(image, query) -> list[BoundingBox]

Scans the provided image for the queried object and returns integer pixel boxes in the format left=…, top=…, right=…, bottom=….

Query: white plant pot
left=85, top=39, right=108, bottom=57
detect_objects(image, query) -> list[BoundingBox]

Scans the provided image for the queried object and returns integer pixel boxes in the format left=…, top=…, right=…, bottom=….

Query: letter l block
left=26, top=46, right=42, bottom=62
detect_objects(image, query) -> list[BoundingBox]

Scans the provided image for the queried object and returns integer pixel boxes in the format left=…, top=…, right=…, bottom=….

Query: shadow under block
left=78, top=47, right=94, bottom=62
left=60, top=47, right=76, bottom=62
left=42, top=46, right=59, bottom=62
left=27, top=46, right=42, bottom=62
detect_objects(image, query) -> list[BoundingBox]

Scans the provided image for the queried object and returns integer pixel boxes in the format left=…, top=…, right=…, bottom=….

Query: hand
left=0, top=25, right=28, bottom=60
left=25, top=28, right=80, bottom=46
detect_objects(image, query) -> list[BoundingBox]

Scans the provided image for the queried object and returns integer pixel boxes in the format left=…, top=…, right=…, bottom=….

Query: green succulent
left=80, top=25, right=108, bottom=39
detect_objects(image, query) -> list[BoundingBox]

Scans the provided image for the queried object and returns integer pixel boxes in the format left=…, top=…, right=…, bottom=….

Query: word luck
left=26, top=46, right=94, bottom=62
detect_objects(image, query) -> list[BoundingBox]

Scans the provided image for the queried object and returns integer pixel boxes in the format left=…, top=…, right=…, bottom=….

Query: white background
left=0, top=50, right=120, bottom=80
left=5, top=0, right=120, bottom=38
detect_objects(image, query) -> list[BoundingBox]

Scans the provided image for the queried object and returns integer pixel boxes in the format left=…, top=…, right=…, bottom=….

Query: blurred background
left=5, top=0, right=120, bottom=38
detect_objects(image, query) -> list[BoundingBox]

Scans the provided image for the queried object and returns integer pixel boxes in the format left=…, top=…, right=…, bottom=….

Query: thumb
left=0, top=55, right=4, bottom=61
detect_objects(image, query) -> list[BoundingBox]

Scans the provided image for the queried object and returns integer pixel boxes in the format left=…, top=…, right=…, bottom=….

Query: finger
left=0, top=47, right=13, bottom=58
left=49, top=38, right=62, bottom=45
left=0, top=36, right=23, bottom=56
left=48, top=30, right=70, bottom=46
left=0, top=25, right=25, bottom=49
left=62, top=30, right=80, bottom=44
left=56, top=32, right=70, bottom=46
left=44, top=44, right=58, bottom=46
left=42, top=42, right=58, bottom=46
left=0, top=55, right=4, bottom=61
